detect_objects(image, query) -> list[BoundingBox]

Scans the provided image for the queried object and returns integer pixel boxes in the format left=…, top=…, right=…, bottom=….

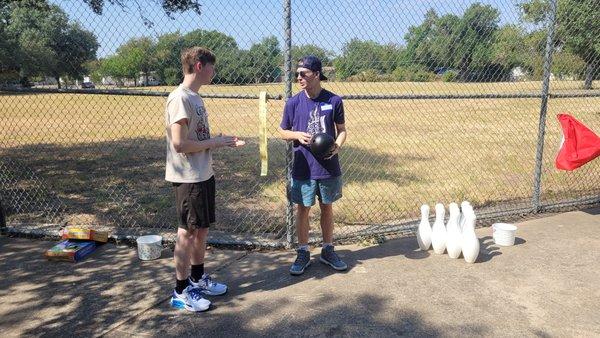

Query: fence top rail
left=340, top=91, right=600, bottom=100
left=2, top=86, right=600, bottom=101
left=0, top=86, right=284, bottom=100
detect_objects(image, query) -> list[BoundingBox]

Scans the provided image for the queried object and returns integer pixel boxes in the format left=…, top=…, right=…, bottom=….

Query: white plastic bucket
left=492, top=223, right=517, bottom=246
left=136, top=235, right=162, bottom=260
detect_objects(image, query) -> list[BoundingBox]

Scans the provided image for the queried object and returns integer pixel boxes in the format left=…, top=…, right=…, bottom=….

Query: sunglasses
left=295, top=70, right=314, bottom=78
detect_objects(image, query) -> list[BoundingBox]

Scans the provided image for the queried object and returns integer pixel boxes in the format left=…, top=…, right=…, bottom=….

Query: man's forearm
left=279, top=128, right=298, bottom=141
left=174, top=138, right=216, bottom=153
left=335, top=130, right=347, bottom=147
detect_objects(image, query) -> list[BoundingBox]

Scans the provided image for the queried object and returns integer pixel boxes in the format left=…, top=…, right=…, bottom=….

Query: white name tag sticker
left=321, top=104, right=333, bottom=111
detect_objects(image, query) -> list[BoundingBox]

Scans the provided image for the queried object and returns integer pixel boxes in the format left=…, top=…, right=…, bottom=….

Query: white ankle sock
left=298, top=244, right=309, bottom=252
left=323, top=243, right=333, bottom=249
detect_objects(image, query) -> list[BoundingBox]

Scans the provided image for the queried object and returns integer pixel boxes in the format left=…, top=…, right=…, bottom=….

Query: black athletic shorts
left=173, top=176, right=215, bottom=230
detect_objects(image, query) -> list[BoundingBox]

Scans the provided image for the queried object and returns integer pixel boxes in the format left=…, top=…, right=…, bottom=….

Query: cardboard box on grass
left=45, top=240, right=97, bottom=262
left=60, top=227, right=108, bottom=243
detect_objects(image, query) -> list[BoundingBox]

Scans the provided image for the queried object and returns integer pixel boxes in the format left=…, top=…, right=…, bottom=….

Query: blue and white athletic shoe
left=170, top=285, right=211, bottom=312
left=289, top=249, right=311, bottom=275
left=189, top=274, right=228, bottom=296
left=320, top=245, right=347, bottom=271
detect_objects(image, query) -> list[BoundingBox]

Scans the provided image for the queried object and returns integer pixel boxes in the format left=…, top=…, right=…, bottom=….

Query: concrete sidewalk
left=1, top=208, right=599, bottom=337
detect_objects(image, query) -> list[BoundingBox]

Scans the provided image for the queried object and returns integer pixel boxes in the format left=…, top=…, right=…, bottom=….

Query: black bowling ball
left=310, top=132, right=335, bottom=159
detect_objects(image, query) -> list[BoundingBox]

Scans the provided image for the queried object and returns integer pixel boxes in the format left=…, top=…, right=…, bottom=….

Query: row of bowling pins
left=416, top=201, right=480, bottom=263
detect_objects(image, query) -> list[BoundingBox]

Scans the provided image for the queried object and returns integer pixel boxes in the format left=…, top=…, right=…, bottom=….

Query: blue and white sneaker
left=189, top=274, right=228, bottom=296
left=320, top=245, right=348, bottom=271
left=170, top=285, right=211, bottom=312
left=289, top=249, right=311, bottom=275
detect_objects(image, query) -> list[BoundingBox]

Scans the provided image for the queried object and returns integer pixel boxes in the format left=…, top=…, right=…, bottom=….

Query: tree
left=490, top=25, right=527, bottom=76
left=4, top=3, right=60, bottom=85
left=85, top=59, right=103, bottom=83
left=334, top=39, right=403, bottom=80
left=81, top=0, right=201, bottom=16
left=426, top=13, right=462, bottom=71
left=3, top=3, right=97, bottom=87
left=519, top=0, right=600, bottom=89
left=452, top=3, right=500, bottom=80
left=100, top=54, right=128, bottom=84
left=80, top=0, right=202, bottom=28
left=154, top=32, right=184, bottom=85
left=142, top=30, right=281, bottom=85
left=0, top=1, right=46, bottom=84
left=521, top=29, right=546, bottom=79
left=49, top=23, right=99, bottom=86
left=518, top=28, right=586, bottom=80
left=404, top=4, right=501, bottom=81
left=99, top=37, right=154, bottom=86
left=182, top=29, right=242, bottom=84
left=291, top=44, right=333, bottom=65
left=552, top=49, right=586, bottom=80
left=0, top=24, right=20, bottom=81
left=117, top=37, right=156, bottom=85
left=246, top=36, right=281, bottom=83
left=403, top=9, right=439, bottom=70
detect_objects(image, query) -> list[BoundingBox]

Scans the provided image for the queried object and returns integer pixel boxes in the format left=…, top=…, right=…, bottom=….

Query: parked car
left=434, top=67, right=454, bottom=75
left=81, top=81, right=95, bottom=89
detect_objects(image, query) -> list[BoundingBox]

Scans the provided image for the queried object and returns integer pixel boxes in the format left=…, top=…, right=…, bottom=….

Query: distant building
left=510, top=67, right=528, bottom=81
left=102, top=76, right=117, bottom=85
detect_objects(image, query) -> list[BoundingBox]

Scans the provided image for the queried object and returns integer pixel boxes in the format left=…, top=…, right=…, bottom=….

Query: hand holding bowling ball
left=310, top=133, right=336, bottom=159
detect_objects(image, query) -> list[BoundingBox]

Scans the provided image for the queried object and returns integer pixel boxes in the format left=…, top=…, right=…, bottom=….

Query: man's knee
left=177, top=228, right=197, bottom=241
left=319, top=201, right=332, bottom=209
left=193, top=227, right=209, bottom=240
left=297, top=205, right=311, bottom=216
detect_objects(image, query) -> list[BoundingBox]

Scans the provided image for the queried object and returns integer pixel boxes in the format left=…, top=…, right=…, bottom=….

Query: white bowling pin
left=462, top=205, right=480, bottom=264
left=459, top=200, right=470, bottom=232
left=462, top=204, right=474, bottom=229
left=417, top=204, right=432, bottom=250
left=431, top=203, right=447, bottom=254
left=446, top=203, right=462, bottom=259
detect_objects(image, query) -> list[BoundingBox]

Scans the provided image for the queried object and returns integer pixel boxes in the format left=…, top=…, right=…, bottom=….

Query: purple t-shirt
left=280, top=89, right=345, bottom=180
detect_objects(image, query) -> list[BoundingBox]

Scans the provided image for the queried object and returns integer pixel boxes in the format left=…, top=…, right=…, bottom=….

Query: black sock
left=191, top=264, right=205, bottom=283
left=175, top=278, right=189, bottom=294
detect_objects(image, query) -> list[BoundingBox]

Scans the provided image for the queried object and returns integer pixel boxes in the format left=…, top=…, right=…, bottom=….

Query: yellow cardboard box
left=61, top=227, right=109, bottom=243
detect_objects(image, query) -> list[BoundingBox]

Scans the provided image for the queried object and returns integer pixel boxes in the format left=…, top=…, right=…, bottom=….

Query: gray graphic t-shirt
left=165, top=85, right=214, bottom=183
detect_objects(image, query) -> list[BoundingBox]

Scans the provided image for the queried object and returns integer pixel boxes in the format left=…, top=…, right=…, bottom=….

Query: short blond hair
left=181, top=47, right=216, bottom=75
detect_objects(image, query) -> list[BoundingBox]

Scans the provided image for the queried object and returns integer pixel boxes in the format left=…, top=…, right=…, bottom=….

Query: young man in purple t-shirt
left=279, top=55, right=348, bottom=275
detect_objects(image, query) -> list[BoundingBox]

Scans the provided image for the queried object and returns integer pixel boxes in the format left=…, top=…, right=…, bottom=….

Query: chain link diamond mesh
left=0, top=0, right=598, bottom=247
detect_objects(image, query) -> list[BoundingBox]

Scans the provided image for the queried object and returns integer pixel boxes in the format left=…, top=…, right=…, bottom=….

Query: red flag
left=555, top=113, right=600, bottom=171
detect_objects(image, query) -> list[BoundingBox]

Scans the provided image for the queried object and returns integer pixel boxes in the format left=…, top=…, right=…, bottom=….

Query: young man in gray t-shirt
left=165, top=47, right=245, bottom=312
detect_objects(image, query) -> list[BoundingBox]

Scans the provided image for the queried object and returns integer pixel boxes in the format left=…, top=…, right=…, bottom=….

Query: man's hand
left=324, top=143, right=340, bottom=160
left=231, top=137, right=246, bottom=147
left=296, top=131, right=312, bottom=145
left=212, top=134, right=237, bottom=148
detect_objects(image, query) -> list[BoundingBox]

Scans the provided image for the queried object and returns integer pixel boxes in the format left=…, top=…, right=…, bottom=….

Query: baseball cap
left=297, top=55, right=328, bottom=81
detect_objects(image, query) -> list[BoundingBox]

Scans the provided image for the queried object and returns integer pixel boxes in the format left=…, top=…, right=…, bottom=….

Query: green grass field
left=1, top=81, right=599, bottom=239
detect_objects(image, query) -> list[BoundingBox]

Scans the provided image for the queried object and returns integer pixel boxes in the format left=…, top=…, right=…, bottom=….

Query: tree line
left=1, top=1, right=598, bottom=88
left=0, top=1, right=98, bottom=88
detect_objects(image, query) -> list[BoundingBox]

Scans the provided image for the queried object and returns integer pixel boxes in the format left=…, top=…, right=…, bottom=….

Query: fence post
left=532, top=0, right=558, bottom=213
left=283, top=0, right=294, bottom=248
left=0, top=198, right=6, bottom=231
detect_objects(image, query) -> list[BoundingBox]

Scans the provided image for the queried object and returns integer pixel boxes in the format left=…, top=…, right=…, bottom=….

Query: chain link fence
left=1, top=0, right=599, bottom=248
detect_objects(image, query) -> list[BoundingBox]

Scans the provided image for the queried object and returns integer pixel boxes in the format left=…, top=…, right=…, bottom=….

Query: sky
left=52, top=0, right=525, bottom=58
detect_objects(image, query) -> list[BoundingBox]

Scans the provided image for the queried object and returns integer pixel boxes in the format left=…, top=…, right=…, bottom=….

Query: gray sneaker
left=320, top=245, right=347, bottom=271
left=290, top=249, right=311, bottom=275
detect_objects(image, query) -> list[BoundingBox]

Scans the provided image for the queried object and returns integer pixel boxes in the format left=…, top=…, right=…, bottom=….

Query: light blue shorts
left=291, top=177, right=343, bottom=206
